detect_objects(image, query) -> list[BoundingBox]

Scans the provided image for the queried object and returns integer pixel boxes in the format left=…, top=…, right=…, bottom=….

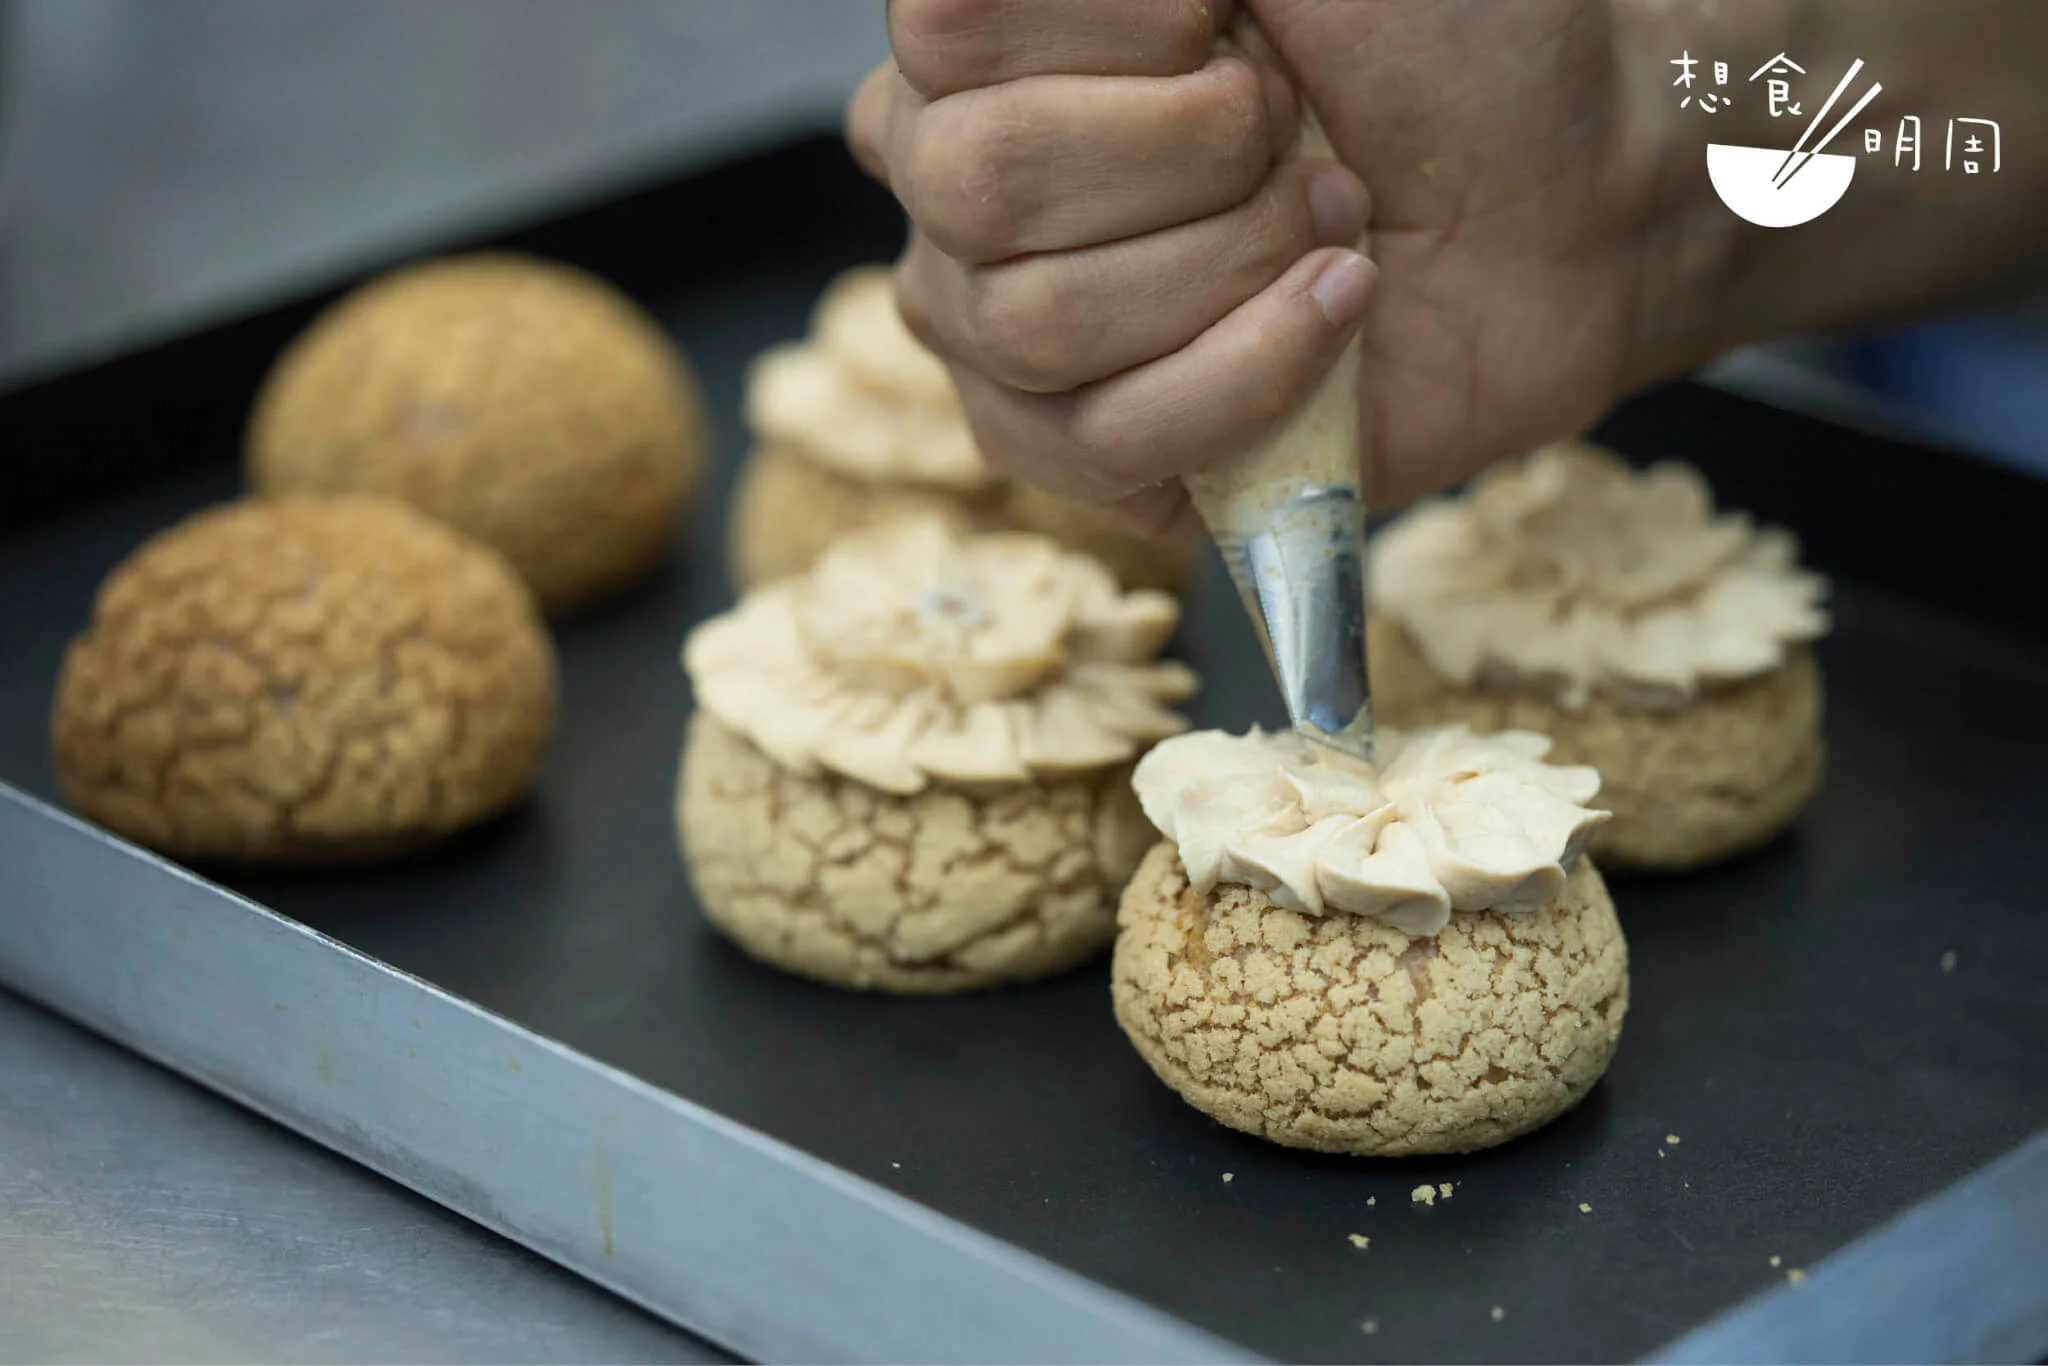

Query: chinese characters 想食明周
left=1671, top=50, right=2001, bottom=173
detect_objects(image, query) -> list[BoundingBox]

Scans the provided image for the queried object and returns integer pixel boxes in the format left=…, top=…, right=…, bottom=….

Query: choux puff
left=1370, top=443, right=1829, bottom=870
left=248, top=254, right=708, bottom=614
left=1114, top=726, right=1627, bottom=1155
left=728, top=266, right=1196, bottom=594
left=52, top=496, right=555, bottom=865
left=677, top=518, right=1199, bottom=992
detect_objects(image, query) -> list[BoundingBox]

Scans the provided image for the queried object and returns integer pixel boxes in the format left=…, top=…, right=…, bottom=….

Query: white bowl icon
left=1707, top=143, right=1857, bottom=228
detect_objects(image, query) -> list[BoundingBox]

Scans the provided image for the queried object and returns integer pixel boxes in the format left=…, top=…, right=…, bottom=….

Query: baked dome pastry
left=678, top=519, right=1197, bottom=992
left=727, top=265, right=1195, bottom=594
left=1370, top=442, right=1829, bottom=869
left=247, top=253, right=707, bottom=614
left=52, top=496, right=556, bottom=864
left=1114, top=726, right=1628, bottom=1155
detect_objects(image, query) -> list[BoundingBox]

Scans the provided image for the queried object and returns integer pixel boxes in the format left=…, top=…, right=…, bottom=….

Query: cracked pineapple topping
left=686, top=520, right=1196, bottom=794
left=52, top=496, right=556, bottom=862
left=1372, top=443, right=1828, bottom=710
left=744, top=267, right=993, bottom=492
left=1132, top=726, right=1608, bottom=935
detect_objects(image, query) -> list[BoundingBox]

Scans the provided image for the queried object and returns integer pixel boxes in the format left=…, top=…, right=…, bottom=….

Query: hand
left=846, top=0, right=1669, bottom=531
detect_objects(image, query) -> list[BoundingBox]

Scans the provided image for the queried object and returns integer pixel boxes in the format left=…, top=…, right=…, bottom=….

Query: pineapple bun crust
left=52, top=496, right=556, bottom=864
left=678, top=711, right=1157, bottom=993
left=246, top=253, right=706, bottom=614
left=1112, top=843, right=1628, bottom=1155
left=1370, top=615, right=1824, bottom=870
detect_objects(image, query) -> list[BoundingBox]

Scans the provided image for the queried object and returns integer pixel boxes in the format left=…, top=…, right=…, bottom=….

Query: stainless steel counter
left=0, top=987, right=727, bottom=1363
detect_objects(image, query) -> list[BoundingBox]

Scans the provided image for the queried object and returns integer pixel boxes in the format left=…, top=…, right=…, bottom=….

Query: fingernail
left=1307, top=167, right=1369, bottom=247
left=1311, top=251, right=1375, bottom=329
left=1260, top=66, right=1297, bottom=156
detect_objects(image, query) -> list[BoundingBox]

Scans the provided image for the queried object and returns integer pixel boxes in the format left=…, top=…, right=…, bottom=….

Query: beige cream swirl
left=1372, top=443, right=1829, bottom=709
left=743, top=267, right=994, bottom=491
left=686, top=519, right=1197, bottom=793
left=1132, top=726, right=1608, bottom=935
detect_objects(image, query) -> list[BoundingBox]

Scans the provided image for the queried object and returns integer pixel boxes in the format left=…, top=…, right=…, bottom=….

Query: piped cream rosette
left=733, top=266, right=1196, bottom=594
left=1373, top=443, right=1828, bottom=710
left=687, top=519, right=1198, bottom=794
left=744, top=268, right=992, bottom=493
left=1133, top=726, right=1609, bottom=936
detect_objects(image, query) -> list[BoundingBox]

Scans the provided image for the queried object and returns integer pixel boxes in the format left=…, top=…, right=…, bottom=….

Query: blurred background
left=0, top=0, right=2041, bottom=473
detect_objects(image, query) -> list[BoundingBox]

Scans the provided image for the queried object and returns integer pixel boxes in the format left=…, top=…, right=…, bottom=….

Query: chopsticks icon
left=1772, top=60, right=1883, bottom=190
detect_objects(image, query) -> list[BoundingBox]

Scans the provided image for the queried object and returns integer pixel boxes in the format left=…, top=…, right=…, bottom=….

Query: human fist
left=852, top=0, right=1686, bottom=528
left=848, top=0, right=1375, bottom=534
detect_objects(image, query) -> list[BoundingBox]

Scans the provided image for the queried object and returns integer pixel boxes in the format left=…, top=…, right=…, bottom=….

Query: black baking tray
left=3, top=132, right=2045, bottom=1364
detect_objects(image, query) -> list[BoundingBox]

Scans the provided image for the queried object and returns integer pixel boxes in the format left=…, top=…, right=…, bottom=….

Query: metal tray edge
left=0, top=781, right=1261, bottom=1366
left=1643, top=1126, right=2048, bottom=1364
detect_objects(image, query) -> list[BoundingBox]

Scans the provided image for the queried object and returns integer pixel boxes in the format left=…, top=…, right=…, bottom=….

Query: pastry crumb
left=1360, top=1318, right=1378, bottom=1335
left=1412, top=1184, right=1436, bottom=1206
left=1578, top=1202, right=1593, bottom=1214
left=1769, top=1255, right=1782, bottom=1267
left=1367, top=1196, right=1377, bottom=1207
left=1349, top=1233, right=1370, bottom=1250
left=1940, top=950, right=1958, bottom=973
left=890, top=1161, right=901, bottom=1169
left=1490, top=1306, right=1506, bottom=1322
left=1221, top=1172, right=1234, bottom=1183
left=1787, top=1268, right=1807, bottom=1286
left=1439, top=1182, right=1455, bottom=1199
left=1666, top=1133, right=1682, bottom=1145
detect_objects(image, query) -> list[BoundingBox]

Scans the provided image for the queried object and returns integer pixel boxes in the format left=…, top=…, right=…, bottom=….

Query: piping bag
left=1186, top=15, right=1375, bottom=761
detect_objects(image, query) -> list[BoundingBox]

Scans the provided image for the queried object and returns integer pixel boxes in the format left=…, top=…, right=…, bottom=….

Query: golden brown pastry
left=677, top=519, right=1196, bottom=991
left=52, top=496, right=556, bottom=864
left=247, top=253, right=707, bottom=614
left=1113, top=726, right=1627, bottom=1155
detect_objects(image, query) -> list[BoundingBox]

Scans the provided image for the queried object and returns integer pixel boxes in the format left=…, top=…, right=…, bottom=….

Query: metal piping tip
left=1211, top=483, right=1375, bottom=764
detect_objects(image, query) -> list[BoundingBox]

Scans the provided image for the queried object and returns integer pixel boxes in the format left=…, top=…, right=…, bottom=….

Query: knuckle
left=966, top=265, right=1081, bottom=393
left=906, top=105, right=1018, bottom=261
left=889, top=0, right=998, bottom=98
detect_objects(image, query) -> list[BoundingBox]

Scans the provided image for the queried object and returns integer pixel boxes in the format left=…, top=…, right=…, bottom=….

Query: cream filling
left=686, top=519, right=1196, bottom=793
left=742, top=266, right=995, bottom=493
left=1133, top=726, right=1607, bottom=935
left=1372, top=443, right=1828, bottom=710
